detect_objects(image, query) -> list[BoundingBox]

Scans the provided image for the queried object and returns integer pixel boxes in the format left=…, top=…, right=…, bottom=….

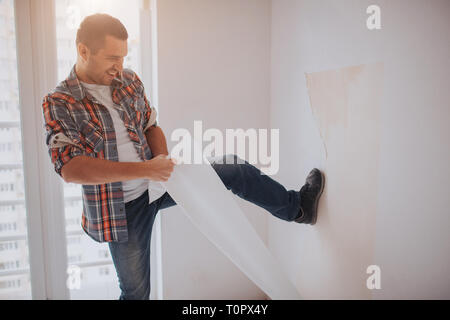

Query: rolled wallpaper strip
left=160, top=138, right=301, bottom=300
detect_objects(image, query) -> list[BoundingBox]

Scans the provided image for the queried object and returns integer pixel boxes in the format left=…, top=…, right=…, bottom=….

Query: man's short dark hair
left=76, top=13, right=128, bottom=54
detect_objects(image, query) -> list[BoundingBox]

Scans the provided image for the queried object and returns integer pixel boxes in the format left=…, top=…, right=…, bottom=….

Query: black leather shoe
left=294, top=168, right=325, bottom=225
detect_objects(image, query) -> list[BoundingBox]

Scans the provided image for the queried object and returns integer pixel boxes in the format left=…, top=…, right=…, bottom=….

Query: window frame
left=140, top=0, right=163, bottom=301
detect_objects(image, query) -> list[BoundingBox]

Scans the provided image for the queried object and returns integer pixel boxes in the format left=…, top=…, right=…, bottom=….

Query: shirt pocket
left=80, top=120, right=104, bottom=154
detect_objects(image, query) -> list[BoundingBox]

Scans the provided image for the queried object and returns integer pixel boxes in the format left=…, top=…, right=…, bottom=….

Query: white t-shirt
left=80, top=81, right=152, bottom=203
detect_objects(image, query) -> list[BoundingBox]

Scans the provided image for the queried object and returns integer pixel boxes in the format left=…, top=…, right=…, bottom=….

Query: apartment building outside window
left=0, top=0, right=31, bottom=300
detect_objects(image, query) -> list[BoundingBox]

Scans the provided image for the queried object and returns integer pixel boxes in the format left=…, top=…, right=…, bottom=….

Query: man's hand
left=144, top=154, right=177, bottom=182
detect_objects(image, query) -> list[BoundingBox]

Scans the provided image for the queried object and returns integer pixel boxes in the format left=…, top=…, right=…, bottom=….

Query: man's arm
left=61, top=156, right=152, bottom=185
left=145, top=125, right=169, bottom=157
left=133, top=72, right=167, bottom=157
left=61, top=153, right=175, bottom=185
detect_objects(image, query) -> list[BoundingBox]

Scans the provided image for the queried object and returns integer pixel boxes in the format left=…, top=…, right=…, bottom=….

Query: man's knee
left=210, top=154, right=246, bottom=189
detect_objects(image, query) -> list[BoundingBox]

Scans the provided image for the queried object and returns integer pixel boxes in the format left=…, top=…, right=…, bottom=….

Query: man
left=42, top=13, right=325, bottom=300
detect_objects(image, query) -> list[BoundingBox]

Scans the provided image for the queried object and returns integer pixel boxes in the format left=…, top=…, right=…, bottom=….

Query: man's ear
left=77, top=43, right=90, bottom=62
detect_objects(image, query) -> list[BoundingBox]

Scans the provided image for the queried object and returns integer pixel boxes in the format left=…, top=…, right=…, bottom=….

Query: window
left=0, top=279, right=22, bottom=289
left=99, top=266, right=110, bottom=276
left=0, top=0, right=31, bottom=300
left=0, top=241, right=18, bottom=251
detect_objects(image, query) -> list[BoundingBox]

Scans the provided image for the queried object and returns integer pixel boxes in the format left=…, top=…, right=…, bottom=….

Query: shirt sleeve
left=42, top=94, right=86, bottom=178
left=133, top=74, right=158, bottom=132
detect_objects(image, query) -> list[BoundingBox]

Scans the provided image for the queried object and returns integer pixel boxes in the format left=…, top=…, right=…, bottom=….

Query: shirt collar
left=65, top=64, right=124, bottom=102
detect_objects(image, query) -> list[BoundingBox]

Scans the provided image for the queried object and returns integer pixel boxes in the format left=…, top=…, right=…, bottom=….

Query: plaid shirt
left=42, top=65, right=158, bottom=243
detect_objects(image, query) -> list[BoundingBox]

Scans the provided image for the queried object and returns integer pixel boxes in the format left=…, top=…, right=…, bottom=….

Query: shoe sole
left=309, top=170, right=325, bottom=225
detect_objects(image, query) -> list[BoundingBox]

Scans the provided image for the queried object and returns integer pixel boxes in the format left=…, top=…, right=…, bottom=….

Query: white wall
left=156, top=0, right=271, bottom=299
left=155, top=0, right=449, bottom=299
left=270, top=0, right=450, bottom=299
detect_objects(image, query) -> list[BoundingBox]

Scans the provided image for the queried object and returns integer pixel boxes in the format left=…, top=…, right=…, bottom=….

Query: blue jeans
left=108, top=154, right=301, bottom=300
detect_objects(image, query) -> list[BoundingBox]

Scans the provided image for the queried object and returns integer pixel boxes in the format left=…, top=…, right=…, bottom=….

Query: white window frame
left=140, top=0, right=163, bottom=301
left=11, top=0, right=163, bottom=300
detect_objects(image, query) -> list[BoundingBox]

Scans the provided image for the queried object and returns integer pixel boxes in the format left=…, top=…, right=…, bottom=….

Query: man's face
left=82, top=35, right=128, bottom=85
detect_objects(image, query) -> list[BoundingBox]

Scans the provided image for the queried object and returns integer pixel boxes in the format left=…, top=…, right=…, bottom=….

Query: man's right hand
left=145, top=154, right=177, bottom=182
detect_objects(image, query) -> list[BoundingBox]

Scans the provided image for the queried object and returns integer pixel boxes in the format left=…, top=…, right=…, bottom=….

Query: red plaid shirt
left=42, top=65, right=157, bottom=242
